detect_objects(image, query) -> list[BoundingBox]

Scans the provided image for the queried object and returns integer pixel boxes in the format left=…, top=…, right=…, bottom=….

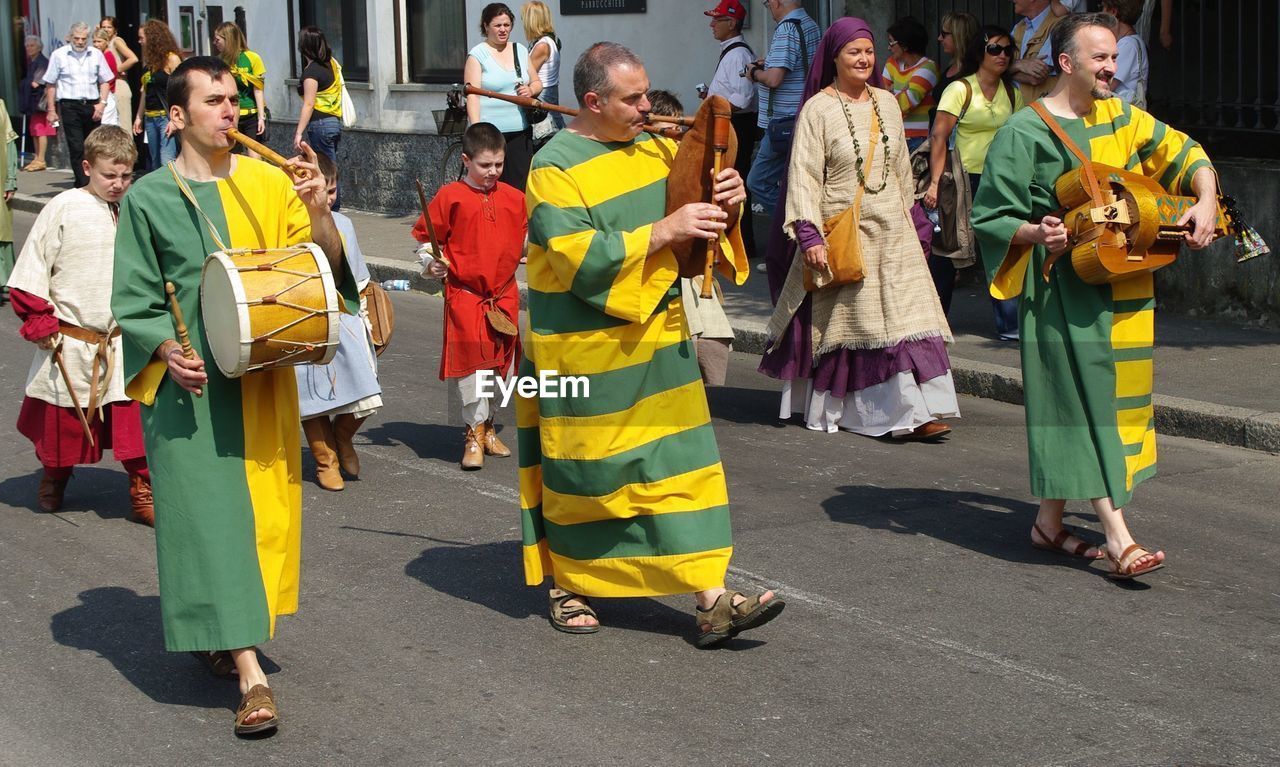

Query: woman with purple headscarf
left=759, top=17, right=959, bottom=441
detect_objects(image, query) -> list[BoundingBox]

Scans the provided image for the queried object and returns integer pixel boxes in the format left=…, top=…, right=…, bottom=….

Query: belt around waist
left=239, top=107, right=259, bottom=116
left=144, top=109, right=166, bottom=118
left=58, top=97, right=99, bottom=104
left=58, top=320, right=121, bottom=344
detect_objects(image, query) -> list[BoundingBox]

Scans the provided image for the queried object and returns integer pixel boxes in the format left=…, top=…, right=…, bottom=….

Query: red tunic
left=412, top=181, right=525, bottom=380
left=10, top=288, right=146, bottom=468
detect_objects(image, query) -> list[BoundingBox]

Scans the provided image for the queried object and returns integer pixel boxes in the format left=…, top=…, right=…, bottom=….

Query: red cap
left=705, top=0, right=746, bottom=21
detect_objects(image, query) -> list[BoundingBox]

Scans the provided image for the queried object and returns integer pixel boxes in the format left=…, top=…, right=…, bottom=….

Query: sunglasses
left=887, top=38, right=900, bottom=47
left=986, top=43, right=1015, bottom=57
left=938, top=29, right=953, bottom=37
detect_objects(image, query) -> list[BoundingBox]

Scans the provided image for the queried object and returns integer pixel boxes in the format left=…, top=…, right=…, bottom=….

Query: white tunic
left=6, top=188, right=128, bottom=409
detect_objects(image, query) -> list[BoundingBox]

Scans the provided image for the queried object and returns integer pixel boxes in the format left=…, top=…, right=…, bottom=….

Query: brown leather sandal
left=1031, top=523, right=1103, bottom=559
left=1106, top=544, right=1165, bottom=580
left=234, top=684, right=279, bottom=736
left=694, top=590, right=786, bottom=648
left=549, top=588, right=599, bottom=634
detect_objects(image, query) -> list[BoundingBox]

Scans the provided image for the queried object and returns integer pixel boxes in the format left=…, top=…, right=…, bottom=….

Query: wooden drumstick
left=225, top=127, right=308, bottom=180
left=701, top=110, right=732, bottom=300
left=165, top=282, right=196, bottom=361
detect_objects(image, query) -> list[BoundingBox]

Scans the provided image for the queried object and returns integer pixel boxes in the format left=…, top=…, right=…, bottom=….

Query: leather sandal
left=549, top=588, right=599, bottom=634
left=1106, top=543, right=1166, bottom=580
left=234, top=684, right=280, bottom=736
left=191, top=650, right=237, bottom=677
left=1030, top=523, right=1103, bottom=559
left=694, top=590, right=786, bottom=648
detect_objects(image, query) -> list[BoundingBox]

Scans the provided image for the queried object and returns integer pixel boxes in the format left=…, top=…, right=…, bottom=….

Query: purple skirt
left=759, top=294, right=951, bottom=397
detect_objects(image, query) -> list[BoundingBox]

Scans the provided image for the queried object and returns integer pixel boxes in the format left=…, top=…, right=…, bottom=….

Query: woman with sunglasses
left=924, top=25, right=1024, bottom=339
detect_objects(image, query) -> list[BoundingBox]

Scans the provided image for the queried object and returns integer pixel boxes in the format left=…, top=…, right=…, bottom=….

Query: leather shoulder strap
left=718, top=41, right=753, bottom=65
left=1030, top=101, right=1103, bottom=205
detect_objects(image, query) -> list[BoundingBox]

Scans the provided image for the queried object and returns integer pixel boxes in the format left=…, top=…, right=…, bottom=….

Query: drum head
left=200, top=252, right=252, bottom=378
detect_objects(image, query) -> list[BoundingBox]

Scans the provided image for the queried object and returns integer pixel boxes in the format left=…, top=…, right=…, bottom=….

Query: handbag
left=335, top=60, right=356, bottom=128
left=909, top=78, right=994, bottom=266
left=360, top=282, right=395, bottom=355
left=803, top=97, right=878, bottom=291
left=512, top=44, right=549, bottom=126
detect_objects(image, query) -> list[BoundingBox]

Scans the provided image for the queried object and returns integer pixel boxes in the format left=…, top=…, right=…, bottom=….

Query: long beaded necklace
left=832, top=86, right=892, bottom=194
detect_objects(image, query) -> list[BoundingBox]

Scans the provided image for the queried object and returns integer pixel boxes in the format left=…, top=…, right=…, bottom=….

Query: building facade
left=13, top=0, right=880, bottom=212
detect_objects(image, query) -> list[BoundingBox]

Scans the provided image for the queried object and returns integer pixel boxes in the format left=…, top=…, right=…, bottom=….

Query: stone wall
left=1152, top=159, right=1280, bottom=326
left=265, top=122, right=455, bottom=217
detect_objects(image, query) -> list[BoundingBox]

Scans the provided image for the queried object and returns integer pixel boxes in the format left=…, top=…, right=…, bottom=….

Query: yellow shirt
left=937, top=74, right=1025, bottom=174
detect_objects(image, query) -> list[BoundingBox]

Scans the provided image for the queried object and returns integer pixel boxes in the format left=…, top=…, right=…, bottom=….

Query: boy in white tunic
left=7, top=126, right=152, bottom=523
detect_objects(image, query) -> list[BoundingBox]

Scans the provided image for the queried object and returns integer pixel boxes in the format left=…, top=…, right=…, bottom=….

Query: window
left=297, top=0, right=369, bottom=82
left=407, top=0, right=466, bottom=83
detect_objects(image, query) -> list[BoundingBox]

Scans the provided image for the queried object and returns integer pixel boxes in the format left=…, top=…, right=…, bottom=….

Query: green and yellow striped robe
left=112, top=158, right=355, bottom=651
left=519, top=130, right=739, bottom=597
left=972, top=98, right=1213, bottom=507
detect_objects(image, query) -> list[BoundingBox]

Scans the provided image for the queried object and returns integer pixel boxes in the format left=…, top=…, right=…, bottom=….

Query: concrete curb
left=13, top=191, right=1276, bottom=455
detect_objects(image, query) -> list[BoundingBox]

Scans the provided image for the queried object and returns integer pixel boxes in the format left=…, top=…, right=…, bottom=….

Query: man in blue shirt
left=743, top=0, right=820, bottom=219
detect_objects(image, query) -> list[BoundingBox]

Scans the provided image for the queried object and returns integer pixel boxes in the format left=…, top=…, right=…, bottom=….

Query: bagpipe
left=458, top=86, right=749, bottom=298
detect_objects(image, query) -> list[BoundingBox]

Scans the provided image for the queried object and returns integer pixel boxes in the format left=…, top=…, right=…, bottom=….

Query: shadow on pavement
left=705, top=385, right=791, bottom=427
left=821, top=484, right=1105, bottom=569
left=0, top=467, right=133, bottom=521
left=49, top=587, right=242, bottom=710
left=404, top=539, right=698, bottom=637
left=362, top=420, right=462, bottom=464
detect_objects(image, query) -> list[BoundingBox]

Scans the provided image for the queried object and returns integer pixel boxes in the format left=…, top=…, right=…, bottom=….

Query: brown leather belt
left=56, top=320, right=120, bottom=424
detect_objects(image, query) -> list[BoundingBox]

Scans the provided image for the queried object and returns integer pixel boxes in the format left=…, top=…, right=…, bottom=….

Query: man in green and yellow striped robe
left=972, top=14, right=1218, bottom=575
left=518, top=44, right=777, bottom=638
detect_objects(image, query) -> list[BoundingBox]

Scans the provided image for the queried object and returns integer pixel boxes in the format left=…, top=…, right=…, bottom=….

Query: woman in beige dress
left=760, top=17, right=958, bottom=441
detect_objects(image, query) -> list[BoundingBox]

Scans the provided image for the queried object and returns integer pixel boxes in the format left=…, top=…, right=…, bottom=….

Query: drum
left=200, top=244, right=341, bottom=378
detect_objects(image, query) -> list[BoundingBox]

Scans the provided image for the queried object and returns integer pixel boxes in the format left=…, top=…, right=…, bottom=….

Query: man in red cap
left=704, top=0, right=758, bottom=258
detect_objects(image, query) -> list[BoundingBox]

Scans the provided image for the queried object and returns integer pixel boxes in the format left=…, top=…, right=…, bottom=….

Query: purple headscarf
left=799, top=17, right=885, bottom=110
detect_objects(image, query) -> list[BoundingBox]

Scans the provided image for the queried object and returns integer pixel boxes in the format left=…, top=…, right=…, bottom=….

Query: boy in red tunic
left=8, top=126, right=152, bottom=523
left=413, top=122, right=524, bottom=470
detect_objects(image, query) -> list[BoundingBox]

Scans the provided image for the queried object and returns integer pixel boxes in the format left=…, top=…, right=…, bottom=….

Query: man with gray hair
left=41, top=22, right=112, bottom=187
left=518, top=42, right=785, bottom=645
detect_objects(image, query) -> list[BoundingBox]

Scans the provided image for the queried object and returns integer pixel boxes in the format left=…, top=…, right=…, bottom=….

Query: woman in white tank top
left=521, top=2, right=564, bottom=128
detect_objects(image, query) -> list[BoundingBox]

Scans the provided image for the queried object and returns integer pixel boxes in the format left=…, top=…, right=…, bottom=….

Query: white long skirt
left=779, top=371, right=961, bottom=437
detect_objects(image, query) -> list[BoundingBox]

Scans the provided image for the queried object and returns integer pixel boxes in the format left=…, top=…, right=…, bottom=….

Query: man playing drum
left=111, top=56, right=353, bottom=737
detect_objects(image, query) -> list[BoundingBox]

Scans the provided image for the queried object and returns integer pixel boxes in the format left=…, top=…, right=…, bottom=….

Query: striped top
left=882, top=56, right=939, bottom=138
left=757, top=9, right=821, bottom=127
left=517, top=130, right=734, bottom=597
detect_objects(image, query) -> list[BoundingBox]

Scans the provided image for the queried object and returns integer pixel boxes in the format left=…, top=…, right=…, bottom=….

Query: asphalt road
left=0, top=210, right=1277, bottom=766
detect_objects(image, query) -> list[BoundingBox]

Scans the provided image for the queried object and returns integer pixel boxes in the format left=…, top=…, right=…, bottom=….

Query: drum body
left=201, top=244, right=341, bottom=378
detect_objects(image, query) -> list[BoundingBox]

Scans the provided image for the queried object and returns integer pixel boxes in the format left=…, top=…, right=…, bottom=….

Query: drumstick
left=701, top=110, right=732, bottom=300
left=225, top=127, right=308, bottom=180
left=165, top=282, right=197, bottom=361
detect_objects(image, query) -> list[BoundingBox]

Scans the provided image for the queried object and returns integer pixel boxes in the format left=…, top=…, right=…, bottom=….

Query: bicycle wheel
left=441, top=140, right=464, bottom=183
